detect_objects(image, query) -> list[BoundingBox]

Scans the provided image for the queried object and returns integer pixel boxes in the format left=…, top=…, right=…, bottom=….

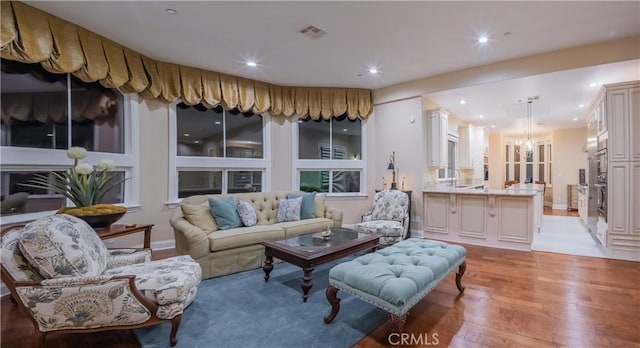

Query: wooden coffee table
left=261, top=228, right=379, bottom=302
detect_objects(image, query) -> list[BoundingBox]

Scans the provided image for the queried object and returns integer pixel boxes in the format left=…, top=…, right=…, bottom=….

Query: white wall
left=373, top=97, right=425, bottom=230
left=551, top=127, right=588, bottom=208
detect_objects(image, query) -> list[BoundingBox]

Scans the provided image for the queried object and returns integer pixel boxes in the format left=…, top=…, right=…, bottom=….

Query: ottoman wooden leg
left=455, top=261, right=466, bottom=293
left=389, top=313, right=407, bottom=332
left=324, top=285, right=341, bottom=324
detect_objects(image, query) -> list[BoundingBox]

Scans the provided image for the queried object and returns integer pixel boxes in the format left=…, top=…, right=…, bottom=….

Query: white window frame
left=0, top=88, right=140, bottom=224
left=167, top=103, right=271, bottom=203
left=505, top=136, right=552, bottom=186
left=292, top=116, right=367, bottom=196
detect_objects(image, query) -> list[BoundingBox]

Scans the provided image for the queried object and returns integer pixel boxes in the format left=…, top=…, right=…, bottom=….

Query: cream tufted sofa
left=170, top=192, right=343, bottom=279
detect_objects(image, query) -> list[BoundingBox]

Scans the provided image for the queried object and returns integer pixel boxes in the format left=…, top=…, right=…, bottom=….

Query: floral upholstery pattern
left=354, top=190, right=409, bottom=246
left=18, top=214, right=110, bottom=278
left=236, top=200, right=257, bottom=227
left=15, top=276, right=152, bottom=331
left=1, top=215, right=202, bottom=343
left=276, top=196, right=302, bottom=222
left=0, top=226, right=43, bottom=282
left=104, top=255, right=201, bottom=319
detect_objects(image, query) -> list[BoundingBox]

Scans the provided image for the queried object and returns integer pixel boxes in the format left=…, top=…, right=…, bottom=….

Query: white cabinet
left=578, top=190, right=587, bottom=224
left=458, top=125, right=475, bottom=169
left=425, top=109, right=448, bottom=167
left=595, top=94, right=606, bottom=136
left=459, top=125, right=485, bottom=179
left=607, top=82, right=640, bottom=162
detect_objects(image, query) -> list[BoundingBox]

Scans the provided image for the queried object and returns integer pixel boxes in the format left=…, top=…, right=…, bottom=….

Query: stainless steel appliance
left=586, top=120, right=599, bottom=240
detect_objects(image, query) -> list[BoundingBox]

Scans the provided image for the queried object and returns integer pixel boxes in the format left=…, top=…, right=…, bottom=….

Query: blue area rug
left=134, top=257, right=387, bottom=348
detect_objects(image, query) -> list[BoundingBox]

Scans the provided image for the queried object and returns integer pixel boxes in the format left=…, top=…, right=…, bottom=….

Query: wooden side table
left=97, top=224, right=154, bottom=249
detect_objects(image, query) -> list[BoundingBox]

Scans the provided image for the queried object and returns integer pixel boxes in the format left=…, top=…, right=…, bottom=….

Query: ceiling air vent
left=299, top=25, right=327, bottom=39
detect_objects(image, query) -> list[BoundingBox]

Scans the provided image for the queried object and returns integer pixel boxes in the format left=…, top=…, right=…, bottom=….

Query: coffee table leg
left=301, top=266, right=314, bottom=302
left=263, top=254, right=273, bottom=282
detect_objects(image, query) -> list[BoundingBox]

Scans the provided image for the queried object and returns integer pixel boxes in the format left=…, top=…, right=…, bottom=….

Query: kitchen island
left=422, top=186, right=539, bottom=251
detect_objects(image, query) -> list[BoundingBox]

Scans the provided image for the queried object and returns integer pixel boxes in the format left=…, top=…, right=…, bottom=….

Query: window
left=294, top=115, right=364, bottom=194
left=504, top=137, right=552, bottom=185
left=170, top=103, right=268, bottom=200
left=0, top=61, right=138, bottom=222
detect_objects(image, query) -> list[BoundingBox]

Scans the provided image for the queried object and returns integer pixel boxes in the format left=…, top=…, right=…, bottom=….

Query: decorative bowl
left=75, top=211, right=126, bottom=230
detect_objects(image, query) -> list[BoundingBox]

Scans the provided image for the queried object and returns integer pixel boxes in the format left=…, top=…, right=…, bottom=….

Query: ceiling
left=25, top=1, right=640, bottom=133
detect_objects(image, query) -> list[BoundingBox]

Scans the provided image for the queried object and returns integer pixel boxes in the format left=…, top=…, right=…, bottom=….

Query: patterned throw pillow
left=18, top=214, right=110, bottom=278
left=236, top=200, right=257, bottom=227
left=276, top=197, right=302, bottom=223
left=286, top=192, right=316, bottom=219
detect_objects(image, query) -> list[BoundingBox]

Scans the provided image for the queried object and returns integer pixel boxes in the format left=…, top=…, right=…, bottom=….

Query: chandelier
left=516, top=99, right=535, bottom=156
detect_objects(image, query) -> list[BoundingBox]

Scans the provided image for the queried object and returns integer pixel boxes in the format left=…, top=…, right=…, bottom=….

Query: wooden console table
left=97, top=224, right=154, bottom=249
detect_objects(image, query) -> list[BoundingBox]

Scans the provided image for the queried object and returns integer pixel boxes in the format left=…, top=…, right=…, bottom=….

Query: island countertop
left=423, top=187, right=537, bottom=196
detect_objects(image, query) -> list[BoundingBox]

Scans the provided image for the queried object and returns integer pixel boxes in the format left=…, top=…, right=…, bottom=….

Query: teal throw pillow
left=287, top=192, right=316, bottom=219
left=208, top=196, right=243, bottom=230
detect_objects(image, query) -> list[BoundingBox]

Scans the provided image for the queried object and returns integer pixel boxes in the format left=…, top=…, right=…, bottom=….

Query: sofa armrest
left=325, top=206, right=343, bottom=228
left=169, top=214, right=210, bottom=260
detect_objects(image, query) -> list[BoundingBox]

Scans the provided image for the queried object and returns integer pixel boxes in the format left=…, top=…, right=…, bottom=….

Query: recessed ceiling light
left=478, top=36, right=488, bottom=43
left=479, top=115, right=484, bottom=118
left=368, top=68, right=378, bottom=74
left=194, top=140, right=200, bottom=144
left=572, top=117, right=579, bottom=121
left=491, top=125, right=496, bottom=128
left=460, top=100, right=466, bottom=105
left=343, top=128, right=348, bottom=132
left=578, top=104, right=585, bottom=108
left=214, top=121, right=221, bottom=125
left=183, top=133, right=190, bottom=137
left=166, top=8, right=178, bottom=15
left=589, top=82, right=597, bottom=87
left=246, top=61, right=257, bottom=67
left=46, top=133, right=54, bottom=137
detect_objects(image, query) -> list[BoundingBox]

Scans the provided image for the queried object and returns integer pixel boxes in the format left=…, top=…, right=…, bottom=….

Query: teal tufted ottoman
left=324, top=238, right=466, bottom=329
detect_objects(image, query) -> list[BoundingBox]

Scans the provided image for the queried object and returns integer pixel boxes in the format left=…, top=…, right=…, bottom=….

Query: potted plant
left=20, top=147, right=130, bottom=229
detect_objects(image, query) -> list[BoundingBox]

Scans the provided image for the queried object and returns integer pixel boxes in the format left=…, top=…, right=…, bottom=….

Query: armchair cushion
left=18, top=214, right=109, bottom=279
left=107, top=249, right=152, bottom=269
left=0, top=226, right=43, bottom=282
left=103, top=255, right=202, bottom=320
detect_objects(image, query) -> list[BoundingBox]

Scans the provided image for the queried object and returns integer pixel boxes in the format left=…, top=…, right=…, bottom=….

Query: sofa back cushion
left=181, top=198, right=218, bottom=233
left=18, top=214, right=109, bottom=278
left=209, top=196, right=243, bottom=230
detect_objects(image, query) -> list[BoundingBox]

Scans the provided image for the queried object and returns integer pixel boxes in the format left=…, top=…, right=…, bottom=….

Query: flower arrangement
left=20, top=147, right=128, bottom=215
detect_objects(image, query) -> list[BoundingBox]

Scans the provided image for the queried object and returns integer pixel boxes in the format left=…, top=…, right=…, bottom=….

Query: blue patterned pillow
left=236, top=200, right=257, bottom=227
left=276, top=197, right=302, bottom=223
left=286, top=192, right=316, bottom=219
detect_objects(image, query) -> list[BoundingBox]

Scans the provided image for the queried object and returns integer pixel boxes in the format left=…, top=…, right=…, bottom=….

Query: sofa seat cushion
left=208, top=225, right=284, bottom=252
left=274, top=218, right=335, bottom=238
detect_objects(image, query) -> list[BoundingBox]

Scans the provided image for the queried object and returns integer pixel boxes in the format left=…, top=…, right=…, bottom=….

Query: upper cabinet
left=606, top=82, right=640, bottom=162
left=425, top=108, right=449, bottom=167
left=459, top=125, right=485, bottom=179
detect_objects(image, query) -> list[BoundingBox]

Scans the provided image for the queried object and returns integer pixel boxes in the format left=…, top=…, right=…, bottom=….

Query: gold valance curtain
left=0, top=1, right=373, bottom=119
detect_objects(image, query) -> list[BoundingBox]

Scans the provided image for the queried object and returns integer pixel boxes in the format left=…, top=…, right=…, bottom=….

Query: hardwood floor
left=544, top=206, right=579, bottom=217
left=3, top=246, right=639, bottom=347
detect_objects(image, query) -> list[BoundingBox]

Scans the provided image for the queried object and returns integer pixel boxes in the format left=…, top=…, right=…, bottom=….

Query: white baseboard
left=552, top=204, right=568, bottom=210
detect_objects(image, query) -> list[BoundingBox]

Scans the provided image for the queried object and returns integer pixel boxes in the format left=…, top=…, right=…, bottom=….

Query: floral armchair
left=353, top=190, right=410, bottom=246
left=0, top=214, right=202, bottom=347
